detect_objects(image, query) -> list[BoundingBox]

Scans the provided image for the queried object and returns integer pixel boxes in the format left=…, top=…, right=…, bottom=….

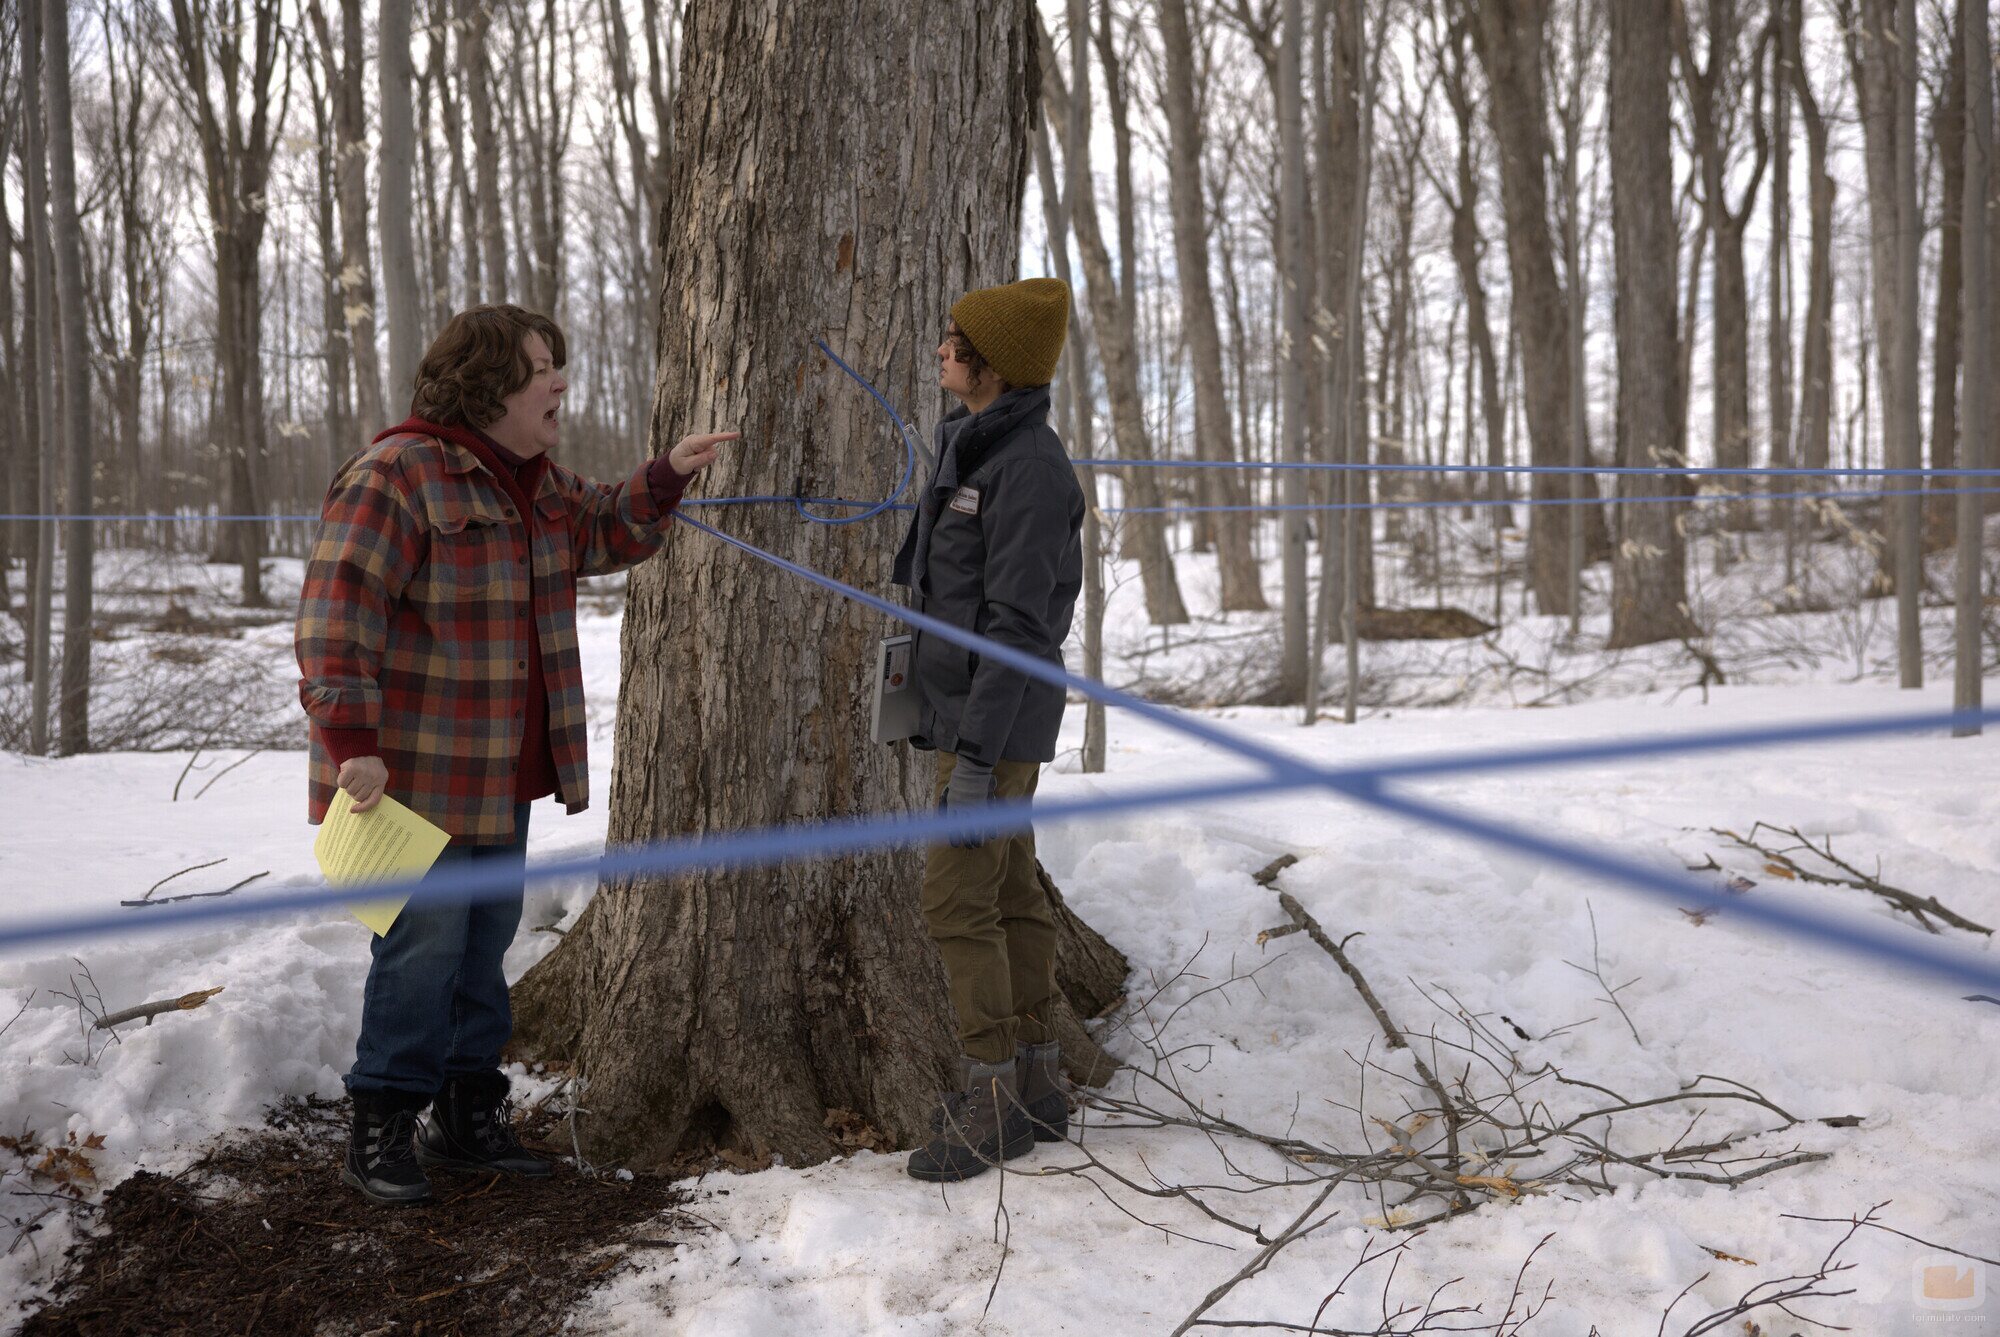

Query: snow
left=4, top=530, right=1999, bottom=1333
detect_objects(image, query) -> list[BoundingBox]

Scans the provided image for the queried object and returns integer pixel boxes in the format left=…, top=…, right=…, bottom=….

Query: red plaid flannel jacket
left=296, top=425, right=679, bottom=843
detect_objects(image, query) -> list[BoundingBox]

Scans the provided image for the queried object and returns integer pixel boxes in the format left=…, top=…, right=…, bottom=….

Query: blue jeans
left=346, top=803, right=532, bottom=1098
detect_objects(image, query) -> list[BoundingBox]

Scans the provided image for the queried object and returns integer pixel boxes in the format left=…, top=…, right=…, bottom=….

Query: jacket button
left=518, top=606, right=529, bottom=617
left=517, top=555, right=527, bottom=566
left=504, top=508, right=516, bottom=519
left=517, top=660, right=527, bottom=670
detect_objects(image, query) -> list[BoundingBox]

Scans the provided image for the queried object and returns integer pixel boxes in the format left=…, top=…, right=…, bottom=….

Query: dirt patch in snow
left=16, top=1094, right=691, bottom=1336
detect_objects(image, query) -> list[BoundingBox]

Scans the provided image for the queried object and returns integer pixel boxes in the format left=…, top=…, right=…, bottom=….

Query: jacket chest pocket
left=420, top=497, right=521, bottom=605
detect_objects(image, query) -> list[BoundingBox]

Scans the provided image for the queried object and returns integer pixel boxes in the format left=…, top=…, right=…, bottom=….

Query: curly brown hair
left=408, top=304, right=568, bottom=428
left=946, top=320, right=1011, bottom=395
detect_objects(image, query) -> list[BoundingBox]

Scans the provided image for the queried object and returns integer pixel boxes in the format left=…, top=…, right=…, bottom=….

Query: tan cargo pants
left=921, top=753, right=1058, bottom=1065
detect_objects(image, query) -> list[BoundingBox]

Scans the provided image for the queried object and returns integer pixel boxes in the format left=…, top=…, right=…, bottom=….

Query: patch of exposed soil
left=18, top=1095, right=693, bottom=1336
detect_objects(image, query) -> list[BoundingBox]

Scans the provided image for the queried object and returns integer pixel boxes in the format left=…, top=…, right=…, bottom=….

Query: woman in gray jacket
left=891, top=276, right=1086, bottom=1182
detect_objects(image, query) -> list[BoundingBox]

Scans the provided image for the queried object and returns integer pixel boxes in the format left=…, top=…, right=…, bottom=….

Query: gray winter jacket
left=891, top=386, right=1084, bottom=764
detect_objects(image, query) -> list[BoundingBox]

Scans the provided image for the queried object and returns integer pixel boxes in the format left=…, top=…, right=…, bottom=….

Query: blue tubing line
left=792, top=339, right=919, bottom=525
left=1104, top=485, right=2000, bottom=517
left=1076, top=457, right=2000, bottom=479
left=8, top=484, right=1991, bottom=527
left=0, top=773, right=1293, bottom=955
left=1345, top=783, right=2000, bottom=997
left=6, top=705, right=1999, bottom=990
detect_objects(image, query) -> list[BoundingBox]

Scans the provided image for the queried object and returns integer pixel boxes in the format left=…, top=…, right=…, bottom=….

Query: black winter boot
left=907, top=1057, right=1035, bottom=1183
left=343, top=1089, right=433, bottom=1206
left=415, top=1072, right=554, bottom=1177
left=1015, top=1041, right=1068, bottom=1142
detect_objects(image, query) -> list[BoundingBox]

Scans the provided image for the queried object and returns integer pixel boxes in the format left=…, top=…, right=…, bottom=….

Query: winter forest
left=2, top=0, right=1998, bottom=1331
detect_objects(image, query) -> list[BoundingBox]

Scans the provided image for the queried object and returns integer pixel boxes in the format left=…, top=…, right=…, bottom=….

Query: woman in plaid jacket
left=296, top=304, right=735, bottom=1205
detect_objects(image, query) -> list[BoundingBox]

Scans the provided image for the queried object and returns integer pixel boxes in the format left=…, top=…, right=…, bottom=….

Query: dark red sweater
left=320, top=417, right=688, bottom=806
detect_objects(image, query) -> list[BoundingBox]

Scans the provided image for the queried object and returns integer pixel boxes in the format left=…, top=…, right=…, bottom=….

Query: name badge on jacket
left=949, top=486, right=981, bottom=516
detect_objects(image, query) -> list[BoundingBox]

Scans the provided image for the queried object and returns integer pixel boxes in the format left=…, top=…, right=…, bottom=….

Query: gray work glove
left=940, top=754, right=997, bottom=849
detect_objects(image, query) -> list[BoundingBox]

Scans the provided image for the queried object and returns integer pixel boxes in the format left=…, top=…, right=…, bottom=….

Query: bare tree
left=304, top=0, right=388, bottom=435
left=1927, top=6, right=1965, bottom=547
left=458, top=0, right=506, bottom=300
left=1470, top=0, right=1585, bottom=614
left=510, top=0, right=1124, bottom=1165
left=1042, top=8, right=1190, bottom=627
left=1842, top=0, right=1923, bottom=685
left=0, top=15, right=19, bottom=628
left=1421, top=9, right=1510, bottom=534
left=378, top=0, right=422, bottom=402
left=21, top=0, right=55, bottom=751
left=299, top=8, right=354, bottom=478
left=1034, top=118, right=1108, bottom=773
left=45, top=0, right=93, bottom=752
left=1674, top=0, right=1773, bottom=535
left=1782, top=0, right=1834, bottom=485
left=1956, top=0, right=1991, bottom=733
left=162, top=0, right=289, bottom=607
left=1608, top=0, right=1699, bottom=647
left=1159, top=0, right=1267, bottom=612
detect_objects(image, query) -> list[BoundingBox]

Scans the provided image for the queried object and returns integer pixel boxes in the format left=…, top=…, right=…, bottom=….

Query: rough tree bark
left=1471, top=0, right=1588, bottom=614
left=1607, top=0, right=1699, bottom=648
left=1040, top=10, right=1189, bottom=627
left=378, top=0, right=422, bottom=401
left=46, top=0, right=93, bottom=753
left=1159, top=0, right=1267, bottom=612
left=511, top=0, right=1126, bottom=1167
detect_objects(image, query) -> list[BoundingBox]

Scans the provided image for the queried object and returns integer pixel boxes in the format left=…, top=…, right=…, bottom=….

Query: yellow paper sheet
left=313, top=789, right=451, bottom=936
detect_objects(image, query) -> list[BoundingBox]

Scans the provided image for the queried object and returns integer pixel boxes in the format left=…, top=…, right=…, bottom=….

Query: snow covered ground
left=3, top=525, right=1998, bottom=1333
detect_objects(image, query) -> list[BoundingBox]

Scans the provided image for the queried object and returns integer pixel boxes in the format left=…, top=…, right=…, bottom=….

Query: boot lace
left=369, top=1108, right=420, bottom=1169
left=468, top=1095, right=527, bottom=1156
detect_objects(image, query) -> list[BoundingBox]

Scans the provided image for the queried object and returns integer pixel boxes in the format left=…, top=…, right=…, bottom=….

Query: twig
left=192, top=746, right=269, bottom=800
left=1560, top=901, right=1643, bottom=1045
left=1266, top=888, right=1466, bottom=1180
left=93, top=986, right=225, bottom=1031
left=123, top=871, right=266, bottom=908
left=1713, top=824, right=1991, bottom=936
left=1169, top=1170, right=1352, bottom=1336
left=135, top=858, right=228, bottom=904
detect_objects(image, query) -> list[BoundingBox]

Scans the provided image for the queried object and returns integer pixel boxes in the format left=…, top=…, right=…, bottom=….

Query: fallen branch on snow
left=93, top=987, right=224, bottom=1031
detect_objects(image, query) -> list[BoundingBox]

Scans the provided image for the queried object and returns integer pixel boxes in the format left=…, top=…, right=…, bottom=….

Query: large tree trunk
left=46, top=0, right=93, bottom=754
left=1607, top=0, right=1698, bottom=648
left=1472, top=0, right=1580, bottom=615
left=1159, top=0, right=1266, bottom=613
left=379, top=0, right=422, bottom=401
left=511, top=0, right=1125, bottom=1168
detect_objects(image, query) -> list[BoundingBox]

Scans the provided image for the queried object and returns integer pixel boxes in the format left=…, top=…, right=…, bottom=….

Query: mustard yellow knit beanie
left=950, top=277, right=1071, bottom=388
